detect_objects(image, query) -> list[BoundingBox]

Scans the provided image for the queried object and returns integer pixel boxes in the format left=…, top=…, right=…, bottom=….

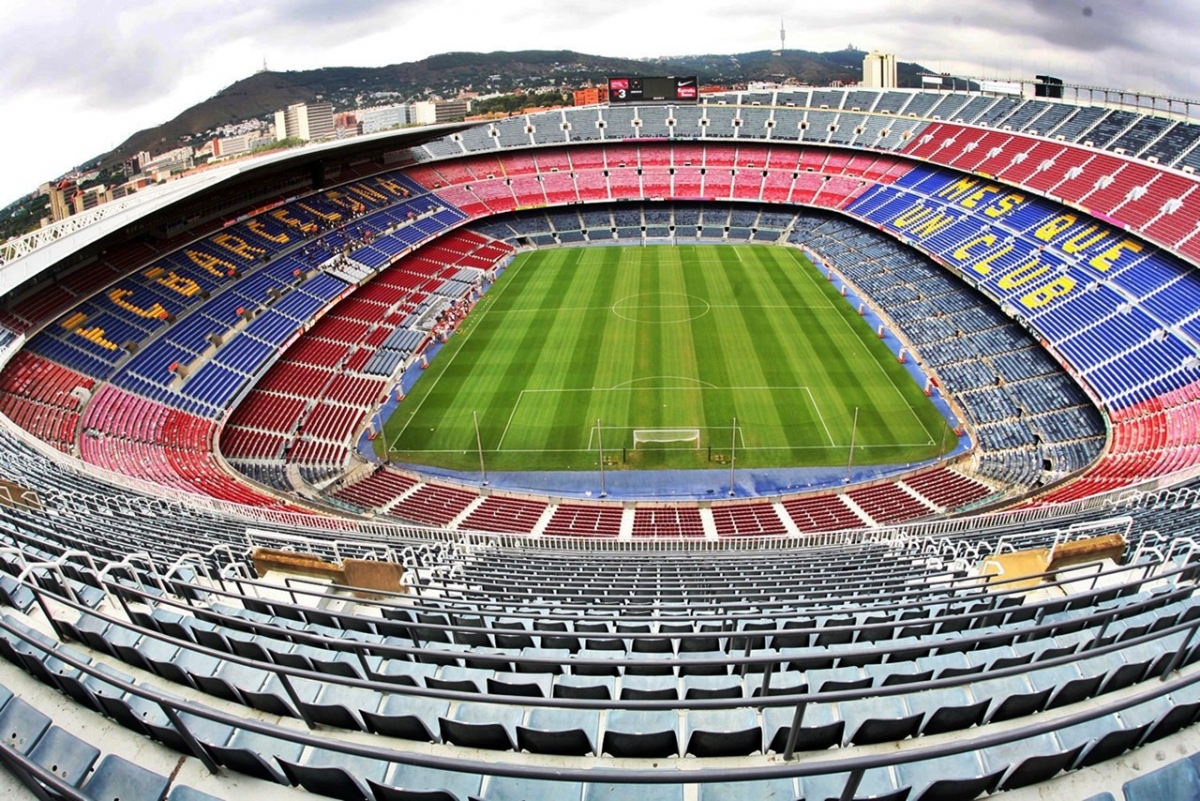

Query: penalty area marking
left=497, top=384, right=829, bottom=452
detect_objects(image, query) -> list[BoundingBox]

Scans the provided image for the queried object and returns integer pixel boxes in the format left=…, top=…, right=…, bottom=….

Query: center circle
left=611, top=292, right=712, bottom=323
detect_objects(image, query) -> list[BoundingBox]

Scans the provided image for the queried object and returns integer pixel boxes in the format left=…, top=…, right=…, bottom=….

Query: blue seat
left=279, top=749, right=389, bottom=800
left=897, top=751, right=1003, bottom=801
left=80, top=754, right=170, bottom=801
left=1123, top=752, right=1200, bottom=801
left=0, top=697, right=50, bottom=753
left=683, top=674, right=744, bottom=700
left=204, top=729, right=303, bottom=784
left=685, top=708, right=762, bottom=757
left=295, top=678, right=379, bottom=731
left=983, top=732, right=1084, bottom=791
left=975, top=675, right=1051, bottom=723
left=620, top=674, right=678, bottom=700
left=369, top=760, right=484, bottom=801
left=26, top=725, right=99, bottom=787
left=516, top=707, right=600, bottom=756
left=696, top=779, right=795, bottom=800
left=907, top=687, right=988, bottom=736
left=362, top=694, right=447, bottom=742
left=439, top=702, right=520, bottom=751
left=602, top=709, right=679, bottom=758
left=480, top=776, right=583, bottom=801
left=763, top=703, right=844, bottom=753
left=799, top=767, right=905, bottom=801
left=586, top=782, right=686, bottom=800
left=840, top=696, right=923, bottom=746
left=553, top=675, right=616, bottom=700
left=167, top=785, right=226, bottom=801
left=489, top=672, right=552, bottom=697
left=427, top=665, right=492, bottom=693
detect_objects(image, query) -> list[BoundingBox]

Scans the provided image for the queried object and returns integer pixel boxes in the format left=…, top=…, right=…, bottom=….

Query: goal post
left=632, top=428, right=702, bottom=449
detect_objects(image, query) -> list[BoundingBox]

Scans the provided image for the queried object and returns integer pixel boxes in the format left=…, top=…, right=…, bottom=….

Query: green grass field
left=379, top=244, right=953, bottom=472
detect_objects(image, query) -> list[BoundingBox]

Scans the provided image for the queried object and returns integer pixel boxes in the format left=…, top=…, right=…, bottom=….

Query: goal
left=632, top=428, right=702, bottom=449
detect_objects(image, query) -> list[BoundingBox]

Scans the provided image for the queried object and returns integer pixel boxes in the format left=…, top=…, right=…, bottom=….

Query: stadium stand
left=5, top=85, right=1200, bottom=798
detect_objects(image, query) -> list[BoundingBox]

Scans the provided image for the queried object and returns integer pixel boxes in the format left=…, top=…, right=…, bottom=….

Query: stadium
left=1, top=77, right=1200, bottom=800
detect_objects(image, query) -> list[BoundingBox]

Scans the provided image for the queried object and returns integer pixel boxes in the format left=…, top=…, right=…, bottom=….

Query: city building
left=273, top=101, right=336, bottom=141
left=409, top=99, right=470, bottom=125
left=573, top=86, right=609, bottom=106
left=358, top=104, right=409, bottom=134
left=211, top=133, right=272, bottom=159
left=862, top=51, right=898, bottom=88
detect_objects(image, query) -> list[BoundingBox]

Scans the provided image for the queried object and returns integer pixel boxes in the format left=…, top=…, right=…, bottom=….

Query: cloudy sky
left=0, top=0, right=1195, bottom=208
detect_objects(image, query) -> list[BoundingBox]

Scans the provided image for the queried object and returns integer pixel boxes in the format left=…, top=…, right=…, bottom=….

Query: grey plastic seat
left=377, top=657, right=439, bottom=686
left=1145, top=683, right=1200, bottom=743
left=204, top=728, right=303, bottom=784
left=975, top=675, right=1051, bottom=723
left=368, top=761, right=484, bottom=801
left=489, top=671, right=553, bottom=697
left=554, top=674, right=615, bottom=700
left=167, top=785, right=226, bottom=801
left=80, top=754, right=170, bottom=801
left=170, top=649, right=226, bottom=694
left=983, top=732, right=1085, bottom=791
left=683, top=674, right=744, bottom=700
left=840, top=696, right=923, bottom=746
left=134, top=636, right=183, bottom=679
left=620, top=674, right=678, bottom=700
left=480, top=775, right=583, bottom=800
left=279, top=749, right=389, bottom=800
left=676, top=650, right=730, bottom=677
left=514, top=647, right=569, bottom=675
left=439, top=702, right=520, bottom=750
left=492, top=619, right=535, bottom=650
left=427, top=665, right=491, bottom=693
left=769, top=619, right=813, bottom=650
left=602, top=709, right=679, bottom=758
left=361, top=693, right=447, bottom=742
left=1122, top=752, right=1200, bottom=801
left=799, top=767, right=904, bottom=801
left=916, top=651, right=978, bottom=679
left=809, top=666, right=871, bottom=692
left=1036, top=661, right=1104, bottom=709
left=572, top=649, right=621, bottom=677
left=26, top=725, right=99, bottom=787
left=908, top=686, right=989, bottom=736
left=516, top=707, right=600, bottom=756
left=297, top=679, right=381, bottom=731
left=584, top=782, right=685, bottom=800
left=763, top=703, right=843, bottom=753
left=696, top=778, right=795, bottom=800
left=898, top=751, right=1003, bottom=801
left=685, top=708, right=762, bottom=757
left=746, top=670, right=807, bottom=697
left=0, top=697, right=50, bottom=753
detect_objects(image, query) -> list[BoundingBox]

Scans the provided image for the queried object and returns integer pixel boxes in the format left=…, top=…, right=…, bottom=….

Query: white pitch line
left=385, top=256, right=525, bottom=452
left=793, top=253, right=937, bottom=443
left=398, top=442, right=935, bottom=455
left=805, top=386, right=837, bottom=447
left=495, top=390, right=526, bottom=452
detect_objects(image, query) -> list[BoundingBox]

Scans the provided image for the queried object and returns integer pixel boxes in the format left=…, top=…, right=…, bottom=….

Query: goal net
left=632, top=428, right=702, bottom=449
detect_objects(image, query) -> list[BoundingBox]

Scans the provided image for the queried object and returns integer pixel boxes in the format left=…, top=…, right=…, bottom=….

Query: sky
left=1, top=0, right=1197, bottom=209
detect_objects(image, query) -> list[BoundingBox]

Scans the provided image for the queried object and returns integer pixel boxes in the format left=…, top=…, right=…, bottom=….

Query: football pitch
left=379, top=244, right=953, bottom=472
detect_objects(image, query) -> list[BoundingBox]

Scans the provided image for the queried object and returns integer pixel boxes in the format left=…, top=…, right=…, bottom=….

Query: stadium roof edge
left=0, top=121, right=473, bottom=298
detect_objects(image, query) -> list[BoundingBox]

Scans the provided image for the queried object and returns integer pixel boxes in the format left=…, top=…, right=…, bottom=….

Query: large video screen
left=608, top=76, right=698, bottom=104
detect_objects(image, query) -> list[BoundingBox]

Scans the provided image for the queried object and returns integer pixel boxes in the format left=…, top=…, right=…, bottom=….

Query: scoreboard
left=607, top=76, right=698, bottom=104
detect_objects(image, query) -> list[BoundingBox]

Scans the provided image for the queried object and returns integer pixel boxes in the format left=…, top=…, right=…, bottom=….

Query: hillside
left=100, top=48, right=932, bottom=167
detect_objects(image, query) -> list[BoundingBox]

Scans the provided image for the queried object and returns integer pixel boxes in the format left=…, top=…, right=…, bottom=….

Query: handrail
left=38, top=560, right=1196, bottom=713
left=5, top=606, right=1200, bottom=788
